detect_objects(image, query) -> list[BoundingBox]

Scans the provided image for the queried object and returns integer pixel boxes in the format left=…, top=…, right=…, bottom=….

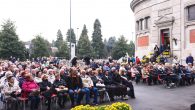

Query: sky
left=0, top=0, right=135, bottom=42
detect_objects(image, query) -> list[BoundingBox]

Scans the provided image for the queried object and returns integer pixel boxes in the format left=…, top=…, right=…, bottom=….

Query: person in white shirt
left=47, top=69, right=55, bottom=84
left=80, top=70, right=98, bottom=105
left=2, top=74, right=21, bottom=110
left=34, top=71, right=42, bottom=84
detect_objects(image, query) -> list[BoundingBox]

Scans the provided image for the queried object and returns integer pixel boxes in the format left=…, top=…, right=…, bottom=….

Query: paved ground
left=1, top=83, right=195, bottom=110
left=127, top=83, right=195, bottom=110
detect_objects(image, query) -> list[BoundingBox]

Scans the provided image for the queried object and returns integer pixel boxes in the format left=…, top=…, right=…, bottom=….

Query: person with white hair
left=2, top=74, right=21, bottom=110
left=80, top=69, right=98, bottom=105
left=0, top=71, right=19, bottom=89
left=47, top=69, right=55, bottom=84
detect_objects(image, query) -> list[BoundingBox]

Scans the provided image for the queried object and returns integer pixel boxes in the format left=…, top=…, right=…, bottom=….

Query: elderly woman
left=39, top=74, right=53, bottom=110
left=2, top=74, right=21, bottom=110
left=34, top=71, right=42, bottom=84
left=47, top=69, right=55, bottom=84
left=52, top=73, right=68, bottom=108
left=22, top=74, right=40, bottom=110
left=66, top=67, right=84, bottom=107
left=142, top=65, right=149, bottom=83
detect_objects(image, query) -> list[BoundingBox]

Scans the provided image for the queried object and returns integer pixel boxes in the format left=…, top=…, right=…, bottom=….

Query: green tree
left=30, top=35, right=51, bottom=58
left=66, top=28, right=76, bottom=43
left=91, top=19, right=104, bottom=58
left=129, top=41, right=135, bottom=57
left=112, top=35, right=129, bottom=60
left=55, top=29, right=64, bottom=49
left=0, top=19, right=26, bottom=60
left=107, top=36, right=116, bottom=56
left=103, top=38, right=108, bottom=58
left=77, top=25, right=92, bottom=58
left=56, top=41, right=69, bottom=59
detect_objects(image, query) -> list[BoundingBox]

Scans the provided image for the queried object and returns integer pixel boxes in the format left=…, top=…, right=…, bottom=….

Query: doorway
left=160, top=29, right=170, bottom=51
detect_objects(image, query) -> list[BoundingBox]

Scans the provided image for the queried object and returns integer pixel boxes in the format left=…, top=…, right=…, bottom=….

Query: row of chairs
left=1, top=88, right=111, bottom=110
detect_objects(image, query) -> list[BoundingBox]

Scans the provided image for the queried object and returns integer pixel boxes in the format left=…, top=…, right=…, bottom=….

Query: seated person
left=141, top=65, right=149, bottom=83
left=2, top=74, right=21, bottom=110
left=52, top=73, right=68, bottom=108
left=102, top=70, right=118, bottom=101
left=34, top=71, right=42, bottom=84
left=66, top=67, right=84, bottom=107
left=80, top=70, right=98, bottom=105
left=119, top=68, right=135, bottom=98
left=111, top=68, right=128, bottom=100
left=90, top=70, right=105, bottom=102
left=39, top=74, right=53, bottom=110
left=22, top=74, right=40, bottom=110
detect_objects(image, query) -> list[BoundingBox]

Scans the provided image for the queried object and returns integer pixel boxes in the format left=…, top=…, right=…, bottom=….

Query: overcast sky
left=0, top=0, right=135, bottom=42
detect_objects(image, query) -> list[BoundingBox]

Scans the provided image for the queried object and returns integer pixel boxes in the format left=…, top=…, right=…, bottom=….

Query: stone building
left=130, top=0, right=195, bottom=64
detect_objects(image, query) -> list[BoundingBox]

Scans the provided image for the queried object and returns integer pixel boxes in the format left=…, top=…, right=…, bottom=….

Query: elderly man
left=186, top=53, right=194, bottom=66
left=80, top=69, right=98, bottom=105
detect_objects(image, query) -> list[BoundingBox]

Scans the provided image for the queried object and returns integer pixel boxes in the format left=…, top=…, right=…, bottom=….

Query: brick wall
left=190, top=29, right=195, bottom=43
left=138, top=36, right=149, bottom=47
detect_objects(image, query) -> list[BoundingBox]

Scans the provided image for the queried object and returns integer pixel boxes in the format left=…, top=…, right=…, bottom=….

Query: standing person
left=80, top=70, right=98, bottom=105
left=22, top=74, right=40, bottom=110
left=160, top=44, right=165, bottom=53
left=186, top=53, right=194, bottom=66
left=52, top=73, right=68, bottom=108
left=154, top=45, right=160, bottom=56
left=66, top=67, right=84, bottom=107
left=39, top=74, right=53, bottom=110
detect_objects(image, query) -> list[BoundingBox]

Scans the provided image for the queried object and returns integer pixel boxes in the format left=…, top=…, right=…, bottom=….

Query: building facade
left=130, top=0, right=195, bottom=64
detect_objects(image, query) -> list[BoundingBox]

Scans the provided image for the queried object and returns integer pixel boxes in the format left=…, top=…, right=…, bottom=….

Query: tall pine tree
left=91, top=19, right=104, bottom=59
left=129, top=41, right=135, bottom=57
left=55, top=29, right=63, bottom=49
left=56, top=41, right=69, bottom=59
left=66, top=28, right=76, bottom=43
left=112, top=35, right=129, bottom=60
left=107, top=36, right=116, bottom=56
left=77, top=25, right=92, bottom=58
left=0, top=19, right=26, bottom=60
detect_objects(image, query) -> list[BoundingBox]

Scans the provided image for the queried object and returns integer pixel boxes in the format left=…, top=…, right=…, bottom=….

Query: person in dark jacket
left=39, top=74, right=53, bottom=110
left=101, top=70, right=117, bottom=101
left=71, top=57, right=78, bottom=67
left=111, top=68, right=128, bottom=100
left=52, top=74, right=68, bottom=108
left=154, top=45, right=160, bottom=56
left=120, top=69, right=135, bottom=98
left=66, top=67, right=84, bottom=107
left=186, top=53, right=194, bottom=66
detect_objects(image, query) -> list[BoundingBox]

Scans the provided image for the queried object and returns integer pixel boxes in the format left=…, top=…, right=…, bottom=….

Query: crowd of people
left=0, top=53, right=194, bottom=110
left=0, top=57, right=135, bottom=110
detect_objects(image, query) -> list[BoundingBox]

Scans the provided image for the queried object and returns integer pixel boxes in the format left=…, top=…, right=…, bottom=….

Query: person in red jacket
left=136, top=56, right=141, bottom=64
left=22, top=74, right=40, bottom=110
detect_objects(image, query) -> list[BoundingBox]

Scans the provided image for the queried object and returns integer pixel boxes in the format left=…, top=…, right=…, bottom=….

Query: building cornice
left=130, top=0, right=147, bottom=12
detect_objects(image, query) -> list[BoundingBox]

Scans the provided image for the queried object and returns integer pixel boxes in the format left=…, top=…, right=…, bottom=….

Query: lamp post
left=76, top=28, right=79, bottom=56
left=69, top=0, right=72, bottom=60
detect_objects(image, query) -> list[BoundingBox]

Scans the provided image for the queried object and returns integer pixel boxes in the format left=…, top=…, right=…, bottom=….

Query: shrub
left=71, top=102, right=132, bottom=110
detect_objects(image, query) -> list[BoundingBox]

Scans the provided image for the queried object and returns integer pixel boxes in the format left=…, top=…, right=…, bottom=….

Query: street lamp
left=76, top=28, right=79, bottom=55
left=69, top=0, right=72, bottom=60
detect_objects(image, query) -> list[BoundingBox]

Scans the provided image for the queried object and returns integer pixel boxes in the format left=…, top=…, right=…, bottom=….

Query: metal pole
left=76, top=28, right=79, bottom=55
left=69, top=0, right=72, bottom=60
